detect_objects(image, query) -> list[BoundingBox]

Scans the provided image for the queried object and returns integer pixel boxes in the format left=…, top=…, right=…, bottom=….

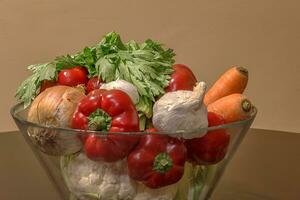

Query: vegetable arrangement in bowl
left=12, top=32, right=256, bottom=200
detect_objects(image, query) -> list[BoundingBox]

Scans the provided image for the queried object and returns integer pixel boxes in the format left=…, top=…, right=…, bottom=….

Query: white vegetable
left=134, top=184, right=178, bottom=200
left=62, top=153, right=136, bottom=200
left=152, top=82, right=208, bottom=139
left=61, top=153, right=179, bottom=200
left=100, top=80, right=139, bottom=104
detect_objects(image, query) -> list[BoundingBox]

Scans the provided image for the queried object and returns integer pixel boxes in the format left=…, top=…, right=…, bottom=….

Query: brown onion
left=27, top=85, right=85, bottom=155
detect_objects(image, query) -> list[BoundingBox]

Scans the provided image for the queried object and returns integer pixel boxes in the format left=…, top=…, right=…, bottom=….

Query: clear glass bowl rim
left=11, top=103, right=257, bottom=136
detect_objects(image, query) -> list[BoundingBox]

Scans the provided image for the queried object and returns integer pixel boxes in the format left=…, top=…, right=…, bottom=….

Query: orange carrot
left=204, top=66, right=248, bottom=105
left=207, top=93, right=253, bottom=123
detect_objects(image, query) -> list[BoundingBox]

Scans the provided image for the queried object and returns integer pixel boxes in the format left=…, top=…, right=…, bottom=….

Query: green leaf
left=16, top=32, right=175, bottom=117
left=55, top=55, right=83, bottom=71
left=83, top=47, right=95, bottom=65
left=95, top=56, right=116, bottom=82
left=191, top=166, right=207, bottom=200
left=139, top=113, right=147, bottom=131
left=55, top=46, right=98, bottom=77
left=126, top=40, right=140, bottom=50
left=38, top=63, right=57, bottom=80
left=98, top=31, right=127, bottom=55
left=94, top=32, right=175, bottom=117
left=15, top=63, right=57, bottom=107
left=189, top=165, right=218, bottom=200
left=136, top=97, right=153, bottom=118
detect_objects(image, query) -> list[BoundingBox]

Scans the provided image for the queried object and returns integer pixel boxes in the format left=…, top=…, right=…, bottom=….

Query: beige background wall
left=0, top=0, right=299, bottom=133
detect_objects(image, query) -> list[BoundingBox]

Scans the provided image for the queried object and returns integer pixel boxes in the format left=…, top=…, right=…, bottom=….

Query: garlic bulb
left=100, top=80, right=139, bottom=104
left=27, top=85, right=85, bottom=155
left=152, top=82, right=208, bottom=139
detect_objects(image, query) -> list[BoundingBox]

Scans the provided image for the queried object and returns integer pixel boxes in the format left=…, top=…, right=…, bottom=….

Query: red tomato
left=165, top=64, right=197, bottom=92
left=144, top=128, right=157, bottom=133
left=185, top=112, right=230, bottom=165
left=86, top=77, right=104, bottom=93
left=40, top=80, right=57, bottom=93
left=58, top=66, right=88, bottom=87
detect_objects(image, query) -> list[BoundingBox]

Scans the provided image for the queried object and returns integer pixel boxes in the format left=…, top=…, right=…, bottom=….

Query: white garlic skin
left=100, top=80, right=139, bottom=104
left=152, top=82, right=208, bottom=139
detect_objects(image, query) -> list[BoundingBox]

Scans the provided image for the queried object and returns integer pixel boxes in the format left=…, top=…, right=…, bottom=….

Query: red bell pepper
left=127, top=128, right=187, bottom=188
left=86, top=77, right=104, bottom=94
left=71, top=89, right=140, bottom=162
left=165, top=64, right=197, bottom=92
left=58, top=66, right=88, bottom=87
left=185, top=112, right=230, bottom=165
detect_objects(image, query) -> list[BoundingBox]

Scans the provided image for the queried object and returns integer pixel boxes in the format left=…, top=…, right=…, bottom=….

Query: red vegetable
left=127, top=128, right=187, bottom=188
left=40, top=80, right=57, bottom=93
left=165, top=64, right=197, bottom=92
left=144, top=128, right=157, bottom=133
left=185, top=112, right=230, bottom=165
left=71, top=89, right=140, bottom=162
left=58, top=66, right=88, bottom=87
left=86, top=77, right=104, bottom=94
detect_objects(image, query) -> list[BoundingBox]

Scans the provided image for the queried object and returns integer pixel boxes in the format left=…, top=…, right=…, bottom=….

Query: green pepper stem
left=153, top=152, right=173, bottom=174
left=88, top=109, right=112, bottom=131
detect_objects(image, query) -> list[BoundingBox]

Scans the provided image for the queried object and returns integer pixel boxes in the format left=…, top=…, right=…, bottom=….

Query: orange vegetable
left=207, top=94, right=253, bottom=123
left=204, top=66, right=248, bottom=105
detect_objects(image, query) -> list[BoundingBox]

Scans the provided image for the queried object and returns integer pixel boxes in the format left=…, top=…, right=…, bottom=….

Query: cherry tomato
left=58, top=66, right=88, bottom=87
left=185, top=112, right=230, bottom=165
left=165, top=64, right=197, bottom=92
left=86, top=77, right=104, bottom=94
left=40, top=80, right=57, bottom=93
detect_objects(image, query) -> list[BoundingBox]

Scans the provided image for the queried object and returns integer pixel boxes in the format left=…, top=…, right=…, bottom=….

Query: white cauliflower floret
left=61, top=153, right=182, bottom=200
left=61, top=153, right=137, bottom=200
left=119, top=173, right=137, bottom=198
left=134, top=183, right=178, bottom=200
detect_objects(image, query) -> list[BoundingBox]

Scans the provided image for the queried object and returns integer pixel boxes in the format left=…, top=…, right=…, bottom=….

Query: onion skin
left=27, top=85, right=85, bottom=155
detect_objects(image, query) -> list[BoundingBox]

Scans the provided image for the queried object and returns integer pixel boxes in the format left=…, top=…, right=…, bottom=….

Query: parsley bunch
left=15, top=63, right=56, bottom=107
left=16, top=32, right=175, bottom=118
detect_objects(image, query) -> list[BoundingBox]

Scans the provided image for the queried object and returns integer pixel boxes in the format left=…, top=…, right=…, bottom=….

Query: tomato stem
left=153, top=152, right=173, bottom=174
left=88, top=109, right=112, bottom=131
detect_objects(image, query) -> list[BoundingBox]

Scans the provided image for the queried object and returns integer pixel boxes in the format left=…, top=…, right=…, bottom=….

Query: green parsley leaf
left=15, top=31, right=175, bottom=117
left=55, top=46, right=98, bottom=76
left=136, top=97, right=153, bottom=118
left=55, top=55, right=83, bottom=71
left=94, top=32, right=175, bottom=117
left=15, top=63, right=56, bottom=107
left=95, top=56, right=117, bottom=82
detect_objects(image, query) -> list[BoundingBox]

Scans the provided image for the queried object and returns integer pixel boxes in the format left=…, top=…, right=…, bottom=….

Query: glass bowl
left=11, top=103, right=257, bottom=200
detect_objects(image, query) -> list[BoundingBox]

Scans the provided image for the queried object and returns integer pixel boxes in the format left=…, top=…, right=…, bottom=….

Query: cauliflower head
left=61, top=153, right=136, bottom=200
left=61, top=153, right=180, bottom=200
